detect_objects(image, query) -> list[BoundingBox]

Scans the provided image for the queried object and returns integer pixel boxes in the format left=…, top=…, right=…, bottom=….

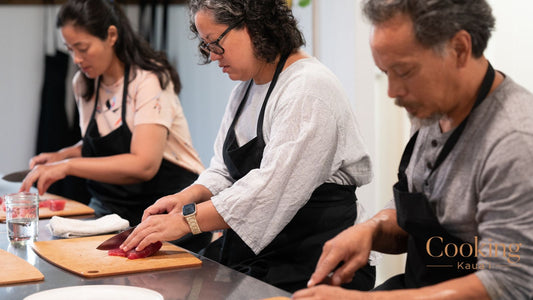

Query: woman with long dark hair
left=20, top=0, right=205, bottom=232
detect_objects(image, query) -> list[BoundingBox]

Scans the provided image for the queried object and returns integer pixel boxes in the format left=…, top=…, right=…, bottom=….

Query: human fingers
left=328, top=234, right=372, bottom=285
left=19, top=168, right=41, bottom=193
left=141, top=196, right=180, bottom=221
left=29, top=156, right=43, bottom=169
left=141, top=203, right=167, bottom=222
left=292, top=286, right=318, bottom=299
left=120, top=222, right=153, bottom=252
left=37, top=176, right=57, bottom=196
left=34, top=164, right=66, bottom=195
left=29, top=153, right=53, bottom=169
left=307, top=241, right=342, bottom=287
left=121, top=214, right=178, bottom=251
left=19, top=176, right=35, bottom=193
left=131, top=229, right=161, bottom=252
left=330, top=253, right=369, bottom=286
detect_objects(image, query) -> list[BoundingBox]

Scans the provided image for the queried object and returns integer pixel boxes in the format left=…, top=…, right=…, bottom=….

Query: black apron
left=81, top=66, right=198, bottom=225
left=378, top=63, right=495, bottom=289
left=205, top=54, right=375, bottom=292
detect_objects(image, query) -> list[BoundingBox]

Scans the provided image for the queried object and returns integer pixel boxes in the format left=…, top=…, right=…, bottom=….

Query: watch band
left=183, top=203, right=202, bottom=235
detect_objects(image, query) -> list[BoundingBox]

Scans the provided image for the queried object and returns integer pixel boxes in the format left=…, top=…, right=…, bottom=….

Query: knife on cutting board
left=2, top=169, right=31, bottom=182
left=96, top=227, right=135, bottom=250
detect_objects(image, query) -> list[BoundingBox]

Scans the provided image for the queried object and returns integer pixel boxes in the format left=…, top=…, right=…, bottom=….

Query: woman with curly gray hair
left=122, top=0, right=375, bottom=292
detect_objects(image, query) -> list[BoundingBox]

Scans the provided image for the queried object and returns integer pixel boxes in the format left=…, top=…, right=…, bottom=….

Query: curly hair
left=362, top=0, right=495, bottom=58
left=57, top=0, right=182, bottom=100
left=189, top=0, right=305, bottom=64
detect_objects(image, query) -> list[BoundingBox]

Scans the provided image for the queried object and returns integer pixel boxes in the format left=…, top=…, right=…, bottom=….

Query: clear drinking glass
left=4, top=192, right=39, bottom=246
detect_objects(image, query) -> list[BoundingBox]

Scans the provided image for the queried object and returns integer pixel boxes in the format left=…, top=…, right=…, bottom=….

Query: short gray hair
left=362, top=0, right=495, bottom=57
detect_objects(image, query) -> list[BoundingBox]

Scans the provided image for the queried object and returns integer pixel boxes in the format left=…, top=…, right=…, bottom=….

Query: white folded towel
left=47, top=214, right=130, bottom=238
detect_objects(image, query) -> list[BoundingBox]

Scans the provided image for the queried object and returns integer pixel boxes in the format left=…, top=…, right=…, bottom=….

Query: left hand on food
left=19, top=162, right=68, bottom=195
left=120, top=213, right=189, bottom=252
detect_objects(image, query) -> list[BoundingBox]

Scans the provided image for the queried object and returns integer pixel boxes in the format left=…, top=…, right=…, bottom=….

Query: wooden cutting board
left=0, top=193, right=94, bottom=222
left=32, top=235, right=202, bottom=278
left=0, top=249, right=44, bottom=285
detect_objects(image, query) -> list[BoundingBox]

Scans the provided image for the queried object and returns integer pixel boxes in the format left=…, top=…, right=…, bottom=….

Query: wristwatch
left=183, top=203, right=202, bottom=235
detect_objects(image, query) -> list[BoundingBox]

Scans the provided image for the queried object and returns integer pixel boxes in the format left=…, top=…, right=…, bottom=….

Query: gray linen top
left=392, top=76, right=533, bottom=299
left=195, top=57, right=372, bottom=254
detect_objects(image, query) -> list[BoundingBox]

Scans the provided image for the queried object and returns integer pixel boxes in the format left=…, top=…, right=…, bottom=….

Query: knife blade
left=96, top=227, right=136, bottom=250
left=2, top=169, right=31, bottom=182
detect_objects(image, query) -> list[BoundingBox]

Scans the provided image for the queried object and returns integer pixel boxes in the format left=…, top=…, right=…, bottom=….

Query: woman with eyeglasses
left=19, top=0, right=207, bottom=242
left=121, top=0, right=375, bottom=292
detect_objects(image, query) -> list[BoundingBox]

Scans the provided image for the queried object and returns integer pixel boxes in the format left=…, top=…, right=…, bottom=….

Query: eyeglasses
left=199, top=20, right=243, bottom=55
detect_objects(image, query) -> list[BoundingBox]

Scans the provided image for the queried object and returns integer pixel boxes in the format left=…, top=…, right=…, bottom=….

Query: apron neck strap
left=120, top=65, right=131, bottom=120
left=256, top=52, right=291, bottom=137
left=229, top=52, right=291, bottom=134
left=92, top=65, right=131, bottom=120
left=398, top=62, right=496, bottom=183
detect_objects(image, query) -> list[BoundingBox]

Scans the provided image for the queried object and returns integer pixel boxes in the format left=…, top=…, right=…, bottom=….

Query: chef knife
left=96, top=227, right=136, bottom=250
left=1, top=169, right=31, bottom=182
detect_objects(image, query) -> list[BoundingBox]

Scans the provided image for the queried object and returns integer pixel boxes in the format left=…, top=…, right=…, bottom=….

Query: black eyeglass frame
left=199, top=19, right=244, bottom=55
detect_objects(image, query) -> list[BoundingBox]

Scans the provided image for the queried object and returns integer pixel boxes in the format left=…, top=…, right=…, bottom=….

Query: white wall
left=0, top=6, right=47, bottom=174
left=487, top=0, right=533, bottom=91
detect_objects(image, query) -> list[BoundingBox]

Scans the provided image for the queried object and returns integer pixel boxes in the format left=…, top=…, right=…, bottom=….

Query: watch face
left=183, top=203, right=196, bottom=216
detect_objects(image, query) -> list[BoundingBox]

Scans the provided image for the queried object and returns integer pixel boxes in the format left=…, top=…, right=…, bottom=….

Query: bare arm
left=65, top=124, right=167, bottom=183
left=29, top=140, right=84, bottom=168
left=369, top=208, right=408, bottom=254
left=141, top=184, right=214, bottom=220
left=20, top=124, right=167, bottom=194
left=121, top=198, right=229, bottom=252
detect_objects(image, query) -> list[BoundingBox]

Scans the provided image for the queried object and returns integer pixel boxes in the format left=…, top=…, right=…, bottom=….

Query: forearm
left=195, top=200, right=229, bottom=232
left=366, top=209, right=408, bottom=254
left=369, top=274, right=490, bottom=300
left=65, top=153, right=161, bottom=184
left=177, top=186, right=226, bottom=232
left=176, top=184, right=214, bottom=206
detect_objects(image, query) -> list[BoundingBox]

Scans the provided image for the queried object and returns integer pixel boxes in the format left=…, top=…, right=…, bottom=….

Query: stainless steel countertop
left=0, top=180, right=291, bottom=300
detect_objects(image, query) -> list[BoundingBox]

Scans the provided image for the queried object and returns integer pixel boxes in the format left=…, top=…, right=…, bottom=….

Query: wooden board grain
left=0, top=193, right=94, bottom=222
left=32, top=235, right=202, bottom=278
left=0, top=249, right=44, bottom=285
